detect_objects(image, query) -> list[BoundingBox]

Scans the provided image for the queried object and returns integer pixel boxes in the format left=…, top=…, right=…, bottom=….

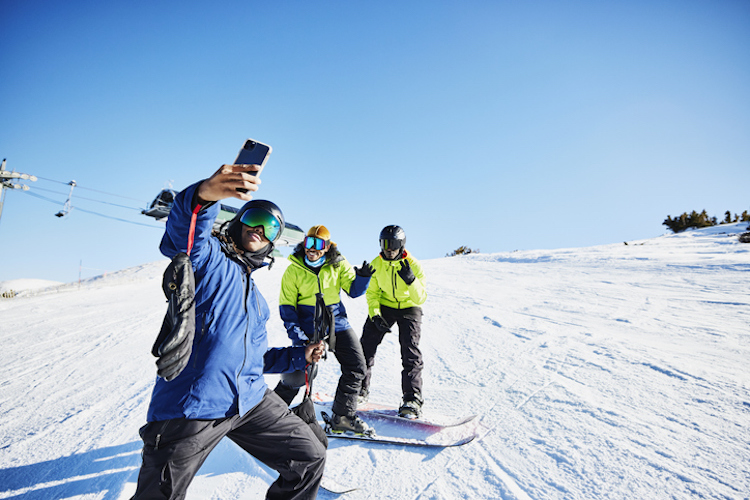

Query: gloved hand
left=372, top=315, right=391, bottom=334
left=153, top=253, right=196, bottom=382
left=355, top=260, right=375, bottom=277
left=397, top=260, right=416, bottom=285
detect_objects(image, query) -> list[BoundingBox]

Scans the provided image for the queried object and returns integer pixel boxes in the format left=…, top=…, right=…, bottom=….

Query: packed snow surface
left=1, top=224, right=749, bottom=499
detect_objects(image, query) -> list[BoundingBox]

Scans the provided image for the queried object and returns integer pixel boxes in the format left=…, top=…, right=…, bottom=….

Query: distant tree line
left=663, top=210, right=750, bottom=234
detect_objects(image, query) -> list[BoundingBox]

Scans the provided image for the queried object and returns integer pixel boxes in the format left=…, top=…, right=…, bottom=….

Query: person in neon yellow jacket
left=360, top=225, right=427, bottom=418
left=276, top=225, right=375, bottom=434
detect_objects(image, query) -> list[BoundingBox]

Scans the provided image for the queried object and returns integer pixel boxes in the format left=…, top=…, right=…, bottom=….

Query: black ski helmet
left=379, top=225, right=406, bottom=259
left=228, top=199, right=285, bottom=246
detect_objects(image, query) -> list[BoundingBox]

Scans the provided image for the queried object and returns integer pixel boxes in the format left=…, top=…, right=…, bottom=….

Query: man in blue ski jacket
left=133, top=163, right=326, bottom=499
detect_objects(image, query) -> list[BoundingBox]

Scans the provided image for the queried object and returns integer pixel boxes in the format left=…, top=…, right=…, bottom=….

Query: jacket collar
left=215, top=224, right=273, bottom=272
left=380, top=249, right=409, bottom=264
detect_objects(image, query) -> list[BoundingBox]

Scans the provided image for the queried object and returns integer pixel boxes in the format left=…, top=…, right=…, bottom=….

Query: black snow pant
left=275, top=327, right=366, bottom=417
left=360, top=305, right=423, bottom=401
left=133, top=389, right=326, bottom=500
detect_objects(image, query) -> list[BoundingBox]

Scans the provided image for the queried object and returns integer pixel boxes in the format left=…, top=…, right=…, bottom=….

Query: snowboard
left=313, top=392, right=479, bottom=448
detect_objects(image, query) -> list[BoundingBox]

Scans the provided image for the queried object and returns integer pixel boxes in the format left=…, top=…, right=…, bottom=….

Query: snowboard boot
left=398, top=395, right=423, bottom=419
left=330, top=412, right=374, bottom=437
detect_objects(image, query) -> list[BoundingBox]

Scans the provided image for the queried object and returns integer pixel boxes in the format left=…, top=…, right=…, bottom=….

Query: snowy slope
left=0, top=279, right=63, bottom=295
left=1, top=224, right=748, bottom=500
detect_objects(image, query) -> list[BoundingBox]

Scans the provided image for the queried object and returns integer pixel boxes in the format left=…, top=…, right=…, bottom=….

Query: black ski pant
left=275, top=327, right=366, bottom=417
left=360, top=306, right=423, bottom=401
left=133, top=389, right=326, bottom=500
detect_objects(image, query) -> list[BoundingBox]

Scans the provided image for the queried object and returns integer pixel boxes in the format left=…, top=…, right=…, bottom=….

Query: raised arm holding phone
left=133, top=141, right=326, bottom=500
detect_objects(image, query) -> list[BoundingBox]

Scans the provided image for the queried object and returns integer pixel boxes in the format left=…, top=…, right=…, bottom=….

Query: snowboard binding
left=322, top=411, right=377, bottom=438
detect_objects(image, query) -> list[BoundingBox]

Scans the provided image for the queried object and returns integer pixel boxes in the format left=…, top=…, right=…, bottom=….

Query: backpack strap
left=186, top=203, right=202, bottom=256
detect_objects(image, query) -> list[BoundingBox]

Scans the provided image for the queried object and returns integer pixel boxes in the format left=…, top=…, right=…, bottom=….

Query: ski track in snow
left=1, top=224, right=749, bottom=499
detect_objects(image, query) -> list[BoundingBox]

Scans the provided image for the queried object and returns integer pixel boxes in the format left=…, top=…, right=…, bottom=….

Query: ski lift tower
left=0, top=159, right=37, bottom=226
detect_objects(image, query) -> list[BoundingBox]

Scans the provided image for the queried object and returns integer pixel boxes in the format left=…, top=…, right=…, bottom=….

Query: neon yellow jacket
left=279, top=246, right=369, bottom=344
left=366, top=250, right=426, bottom=318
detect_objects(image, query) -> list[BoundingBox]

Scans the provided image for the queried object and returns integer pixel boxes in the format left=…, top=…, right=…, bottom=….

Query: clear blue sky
left=1, top=0, right=748, bottom=283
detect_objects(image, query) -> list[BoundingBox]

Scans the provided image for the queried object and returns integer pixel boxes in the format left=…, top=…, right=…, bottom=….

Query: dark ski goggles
left=304, top=236, right=328, bottom=251
left=380, top=239, right=403, bottom=252
left=240, top=208, right=281, bottom=242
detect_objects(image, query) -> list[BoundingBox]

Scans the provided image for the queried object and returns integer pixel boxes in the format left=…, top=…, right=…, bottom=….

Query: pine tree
left=663, top=209, right=722, bottom=233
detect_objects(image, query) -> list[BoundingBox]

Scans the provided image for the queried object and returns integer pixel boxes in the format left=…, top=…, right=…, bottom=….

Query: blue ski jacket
left=146, top=181, right=307, bottom=422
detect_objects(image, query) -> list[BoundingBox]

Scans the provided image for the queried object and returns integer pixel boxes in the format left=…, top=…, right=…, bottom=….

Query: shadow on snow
left=0, top=441, right=142, bottom=499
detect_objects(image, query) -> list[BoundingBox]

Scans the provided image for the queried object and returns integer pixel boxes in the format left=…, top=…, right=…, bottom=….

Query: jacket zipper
left=252, top=279, right=261, bottom=317
left=237, top=275, right=251, bottom=387
left=237, top=275, right=262, bottom=389
left=391, top=263, right=401, bottom=306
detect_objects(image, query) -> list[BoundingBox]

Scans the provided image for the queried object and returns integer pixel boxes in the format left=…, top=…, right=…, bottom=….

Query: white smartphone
left=234, top=139, right=271, bottom=192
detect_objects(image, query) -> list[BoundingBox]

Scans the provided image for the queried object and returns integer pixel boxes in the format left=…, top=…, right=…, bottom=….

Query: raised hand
left=197, top=164, right=262, bottom=203
left=355, top=260, right=375, bottom=277
left=397, top=260, right=416, bottom=285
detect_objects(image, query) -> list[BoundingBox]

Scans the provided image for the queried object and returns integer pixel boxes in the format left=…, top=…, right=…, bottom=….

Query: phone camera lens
left=245, top=140, right=256, bottom=150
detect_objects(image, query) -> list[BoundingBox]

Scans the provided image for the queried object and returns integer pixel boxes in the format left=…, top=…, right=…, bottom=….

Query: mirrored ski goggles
left=380, top=239, right=402, bottom=252
left=240, top=208, right=282, bottom=242
left=304, top=236, right=328, bottom=251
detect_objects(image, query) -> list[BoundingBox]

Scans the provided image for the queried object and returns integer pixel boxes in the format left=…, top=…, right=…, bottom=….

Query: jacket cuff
left=291, top=346, right=308, bottom=371
left=190, top=181, right=217, bottom=212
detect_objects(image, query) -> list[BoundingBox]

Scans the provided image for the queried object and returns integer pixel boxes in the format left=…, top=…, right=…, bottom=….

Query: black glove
left=355, top=260, right=375, bottom=277
left=152, top=253, right=196, bottom=382
left=397, top=260, right=416, bottom=285
left=292, top=396, right=328, bottom=448
left=371, top=315, right=391, bottom=334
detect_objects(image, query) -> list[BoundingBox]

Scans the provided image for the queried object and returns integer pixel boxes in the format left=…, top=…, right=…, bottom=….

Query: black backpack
left=151, top=253, right=196, bottom=381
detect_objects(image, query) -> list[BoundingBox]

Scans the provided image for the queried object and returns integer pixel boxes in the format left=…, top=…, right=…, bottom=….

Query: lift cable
left=72, top=206, right=163, bottom=228
left=34, top=175, right=150, bottom=203
left=31, top=185, right=145, bottom=212
left=19, top=189, right=163, bottom=229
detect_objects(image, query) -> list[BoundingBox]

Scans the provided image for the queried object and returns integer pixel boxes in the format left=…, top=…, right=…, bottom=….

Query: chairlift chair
left=55, top=181, right=77, bottom=217
left=142, top=189, right=178, bottom=220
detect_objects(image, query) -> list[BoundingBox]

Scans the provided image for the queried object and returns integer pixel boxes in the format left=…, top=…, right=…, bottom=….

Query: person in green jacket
left=360, top=225, right=427, bottom=418
left=275, top=225, right=376, bottom=434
